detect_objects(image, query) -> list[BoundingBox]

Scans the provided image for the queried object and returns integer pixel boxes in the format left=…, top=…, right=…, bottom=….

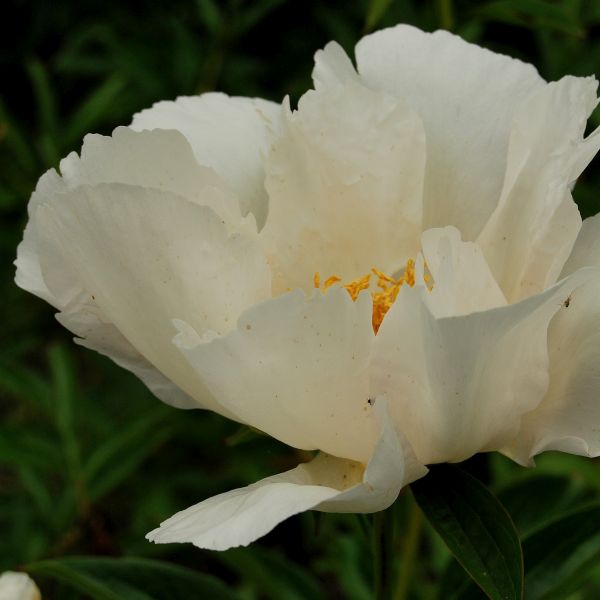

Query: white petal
left=29, top=127, right=242, bottom=220
left=560, top=212, right=600, bottom=276
left=421, top=226, right=506, bottom=318
left=34, top=183, right=271, bottom=416
left=147, top=400, right=426, bottom=550
left=504, top=272, right=600, bottom=463
left=478, top=76, right=600, bottom=301
left=356, top=24, right=544, bottom=240
left=261, top=43, right=425, bottom=293
left=0, top=572, right=40, bottom=600
left=312, top=41, right=361, bottom=88
left=372, top=270, right=592, bottom=465
left=176, top=288, right=378, bottom=463
left=15, top=127, right=248, bottom=309
left=131, top=93, right=282, bottom=228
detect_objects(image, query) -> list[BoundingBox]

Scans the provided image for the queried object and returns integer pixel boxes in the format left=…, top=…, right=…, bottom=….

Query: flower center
left=314, top=258, right=429, bottom=333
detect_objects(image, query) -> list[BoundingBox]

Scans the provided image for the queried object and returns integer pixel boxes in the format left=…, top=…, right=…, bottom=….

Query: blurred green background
left=2, top=0, right=600, bottom=598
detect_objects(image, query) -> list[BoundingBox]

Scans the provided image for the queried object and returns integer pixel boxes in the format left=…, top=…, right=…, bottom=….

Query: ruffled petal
left=503, top=272, right=600, bottom=463
left=372, top=267, right=592, bottom=465
left=131, top=93, right=282, bottom=228
left=261, top=42, right=425, bottom=294
left=421, top=226, right=506, bottom=318
left=355, top=24, right=544, bottom=240
left=146, top=400, right=426, bottom=550
left=15, top=127, right=248, bottom=310
left=30, top=183, right=271, bottom=415
left=175, top=287, right=378, bottom=463
left=478, top=76, right=600, bottom=301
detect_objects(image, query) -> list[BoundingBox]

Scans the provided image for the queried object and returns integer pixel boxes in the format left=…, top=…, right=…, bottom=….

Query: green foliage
left=1, top=0, right=600, bottom=598
left=412, top=464, right=523, bottom=600
left=27, top=557, right=241, bottom=599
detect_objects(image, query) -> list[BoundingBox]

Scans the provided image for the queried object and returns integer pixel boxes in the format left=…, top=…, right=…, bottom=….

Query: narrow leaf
left=27, top=556, right=240, bottom=600
left=523, top=503, right=600, bottom=600
left=412, top=464, right=523, bottom=600
left=218, top=546, right=327, bottom=600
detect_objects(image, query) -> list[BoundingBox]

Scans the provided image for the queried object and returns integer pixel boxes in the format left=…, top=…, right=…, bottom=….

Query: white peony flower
left=15, top=25, right=600, bottom=550
left=0, top=572, right=41, bottom=600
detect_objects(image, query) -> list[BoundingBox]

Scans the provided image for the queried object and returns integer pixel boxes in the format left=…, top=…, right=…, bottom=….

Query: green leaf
left=497, top=474, right=584, bottom=536
left=26, top=58, right=61, bottom=166
left=218, top=546, right=327, bottom=600
left=27, top=556, right=240, bottom=600
left=65, top=75, right=125, bottom=146
left=49, top=345, right=83, bottom=486
left=523, top=503, right=600, bottom=600
left=412, top=464, right=523, bottom=600
left=85, top=408, right=171, bottom=501
left=364, top=0, right=393, bottom=32
left=195, top=0, right=223, bottom=34
left=474, top=0, right=584, bottom=37
left=233, top=0, right=290, bottom=36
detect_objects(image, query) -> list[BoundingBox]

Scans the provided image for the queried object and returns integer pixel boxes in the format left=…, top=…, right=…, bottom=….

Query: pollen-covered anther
left=314, top=258, right=424, bottom=333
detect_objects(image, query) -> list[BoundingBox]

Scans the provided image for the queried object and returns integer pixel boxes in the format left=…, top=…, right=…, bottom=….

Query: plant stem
left=394, top=492, right=423, bottom=600
left=373, top=505, right=396, bottom=600
left=437, top=0, right=454, bottom=31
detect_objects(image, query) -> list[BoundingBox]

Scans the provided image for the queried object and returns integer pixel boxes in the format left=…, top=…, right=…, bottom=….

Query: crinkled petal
left=261, top=42, right=425, bottom=294
left=131, top=93, right=282, bottom=228
left=29, top=127, right=243, bottom=221
left=32, top=183, right=271, bottom=415
left=372, top=267, right=593, bottom=465
left=0, top=572, right=41, bottom=600
left=175, top=288, right=378, bottom=463
left=504, top=272, right=600, bottom=463
left=421, top=226, right=506, bottom=318
left=478, top=76, right=600, bottom=301
left=15, top=127, right=248, bottom=310
left=146, top=400, right=426, bottom=550
left=355, top=24, right=544, bottom=240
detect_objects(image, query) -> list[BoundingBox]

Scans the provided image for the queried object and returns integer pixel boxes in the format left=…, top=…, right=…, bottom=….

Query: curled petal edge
left=146, top=399, right=426, bottom=550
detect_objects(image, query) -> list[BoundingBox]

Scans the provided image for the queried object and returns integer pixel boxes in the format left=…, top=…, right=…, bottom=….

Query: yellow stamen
left=344, top=274, right=371, bottom=301
left=314, top=259, right=426, bottom=333
left=323, top=275, right=342, bottom=291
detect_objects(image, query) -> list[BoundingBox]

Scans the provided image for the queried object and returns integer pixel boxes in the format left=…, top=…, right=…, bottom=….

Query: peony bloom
left=0, top=572, right=41, bottom=600
left=16, top=25, right=600, bottom=550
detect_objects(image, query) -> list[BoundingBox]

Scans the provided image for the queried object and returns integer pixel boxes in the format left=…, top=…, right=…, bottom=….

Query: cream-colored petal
left=560, top=212, right=600, bottom=276
left=421, top=226, right=506, bottom=318
left=15, top=128, right=251, bottom=410
left=0, top=572, right=41, bottom=600
left=261, top=45, right=425, bottom=294
left=28, top=127, right=242, bottom=222
left=15, top=127, right=248, bottom=310
left=478, top=76, right=600, bottom=302
left=131, top=93, right=281, bottom=228
left=34, top=183, right=271, bottom=416
left=504, top=273, right=600, bottom=464
left=312, top=41, right=360, bottom=88
left=147, top=400, right=425, bottom=550
left=175, top=287, right=378, bottom=463
left=355, top=24, right=545, bottom=240
left=372, top=270, right=591, bottom=465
